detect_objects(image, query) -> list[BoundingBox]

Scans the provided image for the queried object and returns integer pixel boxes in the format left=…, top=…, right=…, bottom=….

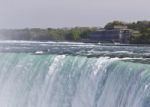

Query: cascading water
left=0, top=53, right=150, bottom=107
left=0, top=41, right=150, bottom=107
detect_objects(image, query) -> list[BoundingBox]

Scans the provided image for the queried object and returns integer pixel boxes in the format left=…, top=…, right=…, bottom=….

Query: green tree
left=104, top=21, right=126, bottom=29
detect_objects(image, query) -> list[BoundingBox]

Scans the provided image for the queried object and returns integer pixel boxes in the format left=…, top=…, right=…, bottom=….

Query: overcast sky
left=0, top=0, right=149, bottom=29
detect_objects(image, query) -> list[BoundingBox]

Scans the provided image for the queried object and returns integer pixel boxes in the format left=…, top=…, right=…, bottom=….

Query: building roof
left=113, top=25, right=128, bottom=29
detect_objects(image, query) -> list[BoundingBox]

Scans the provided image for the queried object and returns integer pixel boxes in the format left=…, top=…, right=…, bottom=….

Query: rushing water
left=0, top=41, right=150, bottom=107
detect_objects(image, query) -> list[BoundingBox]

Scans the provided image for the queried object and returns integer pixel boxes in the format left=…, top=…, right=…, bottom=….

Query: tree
left=104, top=21, right=126, bottom=30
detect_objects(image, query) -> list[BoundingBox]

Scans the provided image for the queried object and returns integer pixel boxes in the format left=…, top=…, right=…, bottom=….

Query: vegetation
left=127, top=21, right=150, bottom=43
left=0, top=21, right=150, bottom=44
left=0, top=27, right=96, bottom=42
left=104, top=20, right=150, bottom=44
left=104, top=21, right=126, bottom=30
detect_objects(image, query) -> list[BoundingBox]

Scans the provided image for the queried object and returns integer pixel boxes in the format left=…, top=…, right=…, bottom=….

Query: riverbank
left=0, top=20, right=150, bottom=44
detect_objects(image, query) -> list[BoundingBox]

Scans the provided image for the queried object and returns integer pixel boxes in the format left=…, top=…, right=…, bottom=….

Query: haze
left=0, top=0, right=149, bottom=29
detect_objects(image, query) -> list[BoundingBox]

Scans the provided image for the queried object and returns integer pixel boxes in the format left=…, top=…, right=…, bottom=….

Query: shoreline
left=0, top=40, right=150, bottom=47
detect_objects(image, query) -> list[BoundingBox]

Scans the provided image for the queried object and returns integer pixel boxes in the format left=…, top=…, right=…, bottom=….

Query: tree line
left=0, top=27, right=96, bottom=42
left=0, top=21, right=150, bottom=44
left=105, top=20, right=150, bottom=44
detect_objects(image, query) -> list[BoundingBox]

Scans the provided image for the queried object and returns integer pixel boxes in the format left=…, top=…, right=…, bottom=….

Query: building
left=88, top=25, right=132, bottom=43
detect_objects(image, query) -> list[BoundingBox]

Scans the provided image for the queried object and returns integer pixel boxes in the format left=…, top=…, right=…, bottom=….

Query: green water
left=0, top=53, right=149, bottom=107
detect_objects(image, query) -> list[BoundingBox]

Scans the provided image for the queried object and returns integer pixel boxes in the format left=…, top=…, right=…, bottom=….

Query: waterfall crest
left=0, top=53, right=150, bottom=107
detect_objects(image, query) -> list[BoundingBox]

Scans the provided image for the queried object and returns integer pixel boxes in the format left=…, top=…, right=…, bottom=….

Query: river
left=0, top=41, right=149, bottom=107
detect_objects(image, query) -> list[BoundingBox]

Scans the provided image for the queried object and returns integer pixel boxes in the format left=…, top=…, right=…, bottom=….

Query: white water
left=0, top=53, right=150, bottom=107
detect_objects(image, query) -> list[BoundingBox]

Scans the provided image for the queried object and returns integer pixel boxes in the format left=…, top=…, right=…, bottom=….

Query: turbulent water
left=0, top=41, right=150, bottom=107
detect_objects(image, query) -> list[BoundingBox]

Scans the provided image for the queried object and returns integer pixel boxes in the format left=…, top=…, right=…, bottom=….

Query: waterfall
left=0, top=53, right=150, bottom=107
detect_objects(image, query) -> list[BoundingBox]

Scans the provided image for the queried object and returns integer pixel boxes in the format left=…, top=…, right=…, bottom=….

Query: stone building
left=88, top=25, right=132, bottom=43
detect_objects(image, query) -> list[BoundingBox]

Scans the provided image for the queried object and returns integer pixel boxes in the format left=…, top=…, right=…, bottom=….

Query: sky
left=0, top=0, right=149, bottom=29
